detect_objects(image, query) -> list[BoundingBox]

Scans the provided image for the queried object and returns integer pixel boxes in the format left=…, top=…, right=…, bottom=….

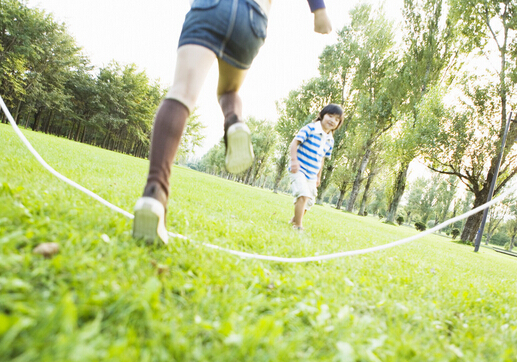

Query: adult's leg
left=217, top=59, right=254, bottom=173
left=134, top=45, right=215, bottom=244
left=217, top=59, right=248, bottom=120
left=146, top=45, right=216, bottom=201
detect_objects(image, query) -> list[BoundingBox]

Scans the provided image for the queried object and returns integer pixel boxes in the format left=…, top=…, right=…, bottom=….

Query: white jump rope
left=2, top=95, right=514, bottom=262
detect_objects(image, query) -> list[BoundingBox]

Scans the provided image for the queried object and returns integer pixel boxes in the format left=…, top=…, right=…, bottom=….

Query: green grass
left=2, top=122, right=517, bottom=361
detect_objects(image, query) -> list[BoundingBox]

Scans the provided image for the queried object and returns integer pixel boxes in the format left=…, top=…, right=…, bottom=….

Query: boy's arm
left=290, top=139, right=301, bottom=173
left=308, top=0, right=332, bottom=34
left=317, top=159, right=324, bottom=186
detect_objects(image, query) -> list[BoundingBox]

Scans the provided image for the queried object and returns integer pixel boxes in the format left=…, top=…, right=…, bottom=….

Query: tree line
left=194, top=0, right=517, bottom=245
left=0, top=0, right=205, bottom=160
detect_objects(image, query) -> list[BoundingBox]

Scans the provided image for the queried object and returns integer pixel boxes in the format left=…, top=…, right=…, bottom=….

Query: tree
left=198, top=140, right=226, bottom=176
left=344, top=4, right=400, bottom=212
left=484, top=203, right=509, bottom=245
left=244, top=117, right=277, bottom=185
left=385, top=0, right=457, bottom=223
left=443, top=0, right=517, bottom=242
left=177, top=108, right=206, bottom=163
left=505, top=219, right=517, bottom=251
left=419, top=83, right=517, bottom=243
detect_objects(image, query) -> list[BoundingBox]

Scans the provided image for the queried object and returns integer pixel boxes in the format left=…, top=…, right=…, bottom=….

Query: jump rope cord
left=2, top=95, right=515, bottom=262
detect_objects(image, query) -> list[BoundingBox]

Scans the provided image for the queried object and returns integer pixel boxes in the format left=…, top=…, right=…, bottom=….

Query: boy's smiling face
left=321, top=113, right=341, bottom=133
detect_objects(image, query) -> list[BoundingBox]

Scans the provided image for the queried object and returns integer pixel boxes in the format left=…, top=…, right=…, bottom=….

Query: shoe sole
left=133, top=197, right=168, bottom=245
left=225, top=123, right=254, bottom=174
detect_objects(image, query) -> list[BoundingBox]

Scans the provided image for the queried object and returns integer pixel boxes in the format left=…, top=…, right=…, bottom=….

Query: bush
left=414, top=221, right=426, bottom=231
left=396, top=216, right=404, bottom=226
left=490, top=232, right=510, bottom=247
left=451, top=228, right=460, bottom=239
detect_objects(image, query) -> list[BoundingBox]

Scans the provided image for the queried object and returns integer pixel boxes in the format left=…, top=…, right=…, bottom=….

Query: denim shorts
left=178, top=0, right=268, bottom=69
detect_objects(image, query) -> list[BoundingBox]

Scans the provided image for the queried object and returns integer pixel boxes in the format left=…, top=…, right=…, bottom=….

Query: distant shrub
left=363, top=211, right=368, bottom=216
left=414, top=222, right=426, bottom=231
left=451, top=228, right=460, bottom=239
left=490, top=232, right=510, bottom=247
left=396, top=216, right=404, bottom=226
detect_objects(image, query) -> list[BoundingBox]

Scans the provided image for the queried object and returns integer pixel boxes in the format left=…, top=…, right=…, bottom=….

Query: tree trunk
left=460, top=191, right=488, bottom=242
left=316, top=163, right=334, bottom=204
left=358, top=169, right=376, bottom=216
left=335, top=179, right=349, bottom=210
left=43, top=111, right=54, bottom=134
left=261, top=176, right=268, bottom=188
left=336, top=190, right=346, bottom=210
left=346, top=147, right=371, bottom=212
left=13, top=100, right=22, bottom=122
left=80, top=126, right=87, bottom=143
left=74, top=122, right=82, bottom=141
left=31, top=109, right=44, bottom=131
left=273, top=148, right=289, bottom=194
left=244, top=163, right=254, bottom=185
left=40, top=111, right=49, bottom=133
left=386, top=162, right=410, bottom=223
left=102, top=127, right=111, bottom=149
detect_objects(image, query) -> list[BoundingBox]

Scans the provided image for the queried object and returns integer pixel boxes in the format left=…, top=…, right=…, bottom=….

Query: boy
left=289, top=104, right=344, bottom=230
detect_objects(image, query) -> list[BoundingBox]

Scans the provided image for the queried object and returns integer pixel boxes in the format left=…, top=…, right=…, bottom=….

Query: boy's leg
left=293, top=196, right=309, bottom=228
left=217, top=59, right=254, bottom=174
left=134, top=45, right=216, bottom=244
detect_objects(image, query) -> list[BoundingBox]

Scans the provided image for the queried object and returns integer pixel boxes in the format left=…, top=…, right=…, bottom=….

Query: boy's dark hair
left=315, top=103, right=344, bottom=132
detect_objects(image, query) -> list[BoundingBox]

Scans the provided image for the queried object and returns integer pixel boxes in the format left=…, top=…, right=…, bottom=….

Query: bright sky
left=29, top=0, right=404, bottom=157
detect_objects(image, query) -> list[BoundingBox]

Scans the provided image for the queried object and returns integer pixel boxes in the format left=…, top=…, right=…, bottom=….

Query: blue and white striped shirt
left=290, top=121, right=334, bottom=181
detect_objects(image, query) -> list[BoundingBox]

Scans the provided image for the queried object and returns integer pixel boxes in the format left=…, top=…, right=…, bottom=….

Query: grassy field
left=2, top=122, right=517, bottom=361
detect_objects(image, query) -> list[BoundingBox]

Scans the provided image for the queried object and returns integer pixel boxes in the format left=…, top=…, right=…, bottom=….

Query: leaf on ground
left=33, top=242, right=59, bottom=258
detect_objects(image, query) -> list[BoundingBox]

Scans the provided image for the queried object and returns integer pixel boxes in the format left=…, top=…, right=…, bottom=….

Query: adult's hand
left=313, top=8, right=332, bottom=34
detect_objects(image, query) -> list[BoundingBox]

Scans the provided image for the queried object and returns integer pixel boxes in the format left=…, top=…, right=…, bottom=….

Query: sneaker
left=133, top=197, right=168, bottom=244
left=133, top=182, right=168, bottom=244
left=224, top=115, right=254, bottom=174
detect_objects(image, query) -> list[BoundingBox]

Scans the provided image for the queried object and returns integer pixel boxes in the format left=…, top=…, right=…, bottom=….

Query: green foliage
left=454, top=239, right=473, bottom=246
left=414, top=221, right=427, bottom=231
left=451, top=228, right=460, bottom=239
left=0, top=0, right=176, bottom=159
left=490, top=232, right=510, bottom=247
left=396, top=216, right=404, bottom=225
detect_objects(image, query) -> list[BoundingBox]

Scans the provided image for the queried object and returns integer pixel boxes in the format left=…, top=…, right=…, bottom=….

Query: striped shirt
left=291, top=121, right=334, bottom=181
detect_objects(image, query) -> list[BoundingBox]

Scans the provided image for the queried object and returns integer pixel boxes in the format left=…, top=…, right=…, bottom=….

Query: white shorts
left=290, top=171, right=317, bottom=210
